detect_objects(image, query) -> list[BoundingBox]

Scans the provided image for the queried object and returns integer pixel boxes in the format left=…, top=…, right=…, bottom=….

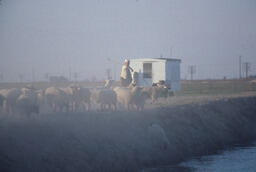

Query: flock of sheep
left=0, top=80, right=171, bottom=116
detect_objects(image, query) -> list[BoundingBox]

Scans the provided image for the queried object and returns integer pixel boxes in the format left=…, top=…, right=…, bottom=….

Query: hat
left=124, top=59, right=129, bottom=63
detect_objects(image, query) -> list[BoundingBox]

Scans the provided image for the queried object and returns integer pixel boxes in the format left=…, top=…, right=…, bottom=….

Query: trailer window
left=143, top=63, right=152, bottom=78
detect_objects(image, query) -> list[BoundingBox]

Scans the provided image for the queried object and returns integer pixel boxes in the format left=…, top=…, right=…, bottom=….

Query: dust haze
left=0, top=0, right=256, bottom=81
left=0, top=1, right=256, bottom=172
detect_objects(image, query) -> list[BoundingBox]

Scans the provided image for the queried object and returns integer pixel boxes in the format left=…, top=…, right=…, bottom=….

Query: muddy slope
left=0, top=97, right=256, bottom=172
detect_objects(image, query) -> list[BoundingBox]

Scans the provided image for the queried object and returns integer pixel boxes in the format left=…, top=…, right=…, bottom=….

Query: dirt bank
left=0, top=96, right=256, bottom=172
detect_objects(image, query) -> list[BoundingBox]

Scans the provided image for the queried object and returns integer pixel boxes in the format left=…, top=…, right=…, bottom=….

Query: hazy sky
left=0, top=0, right=256, bottom=82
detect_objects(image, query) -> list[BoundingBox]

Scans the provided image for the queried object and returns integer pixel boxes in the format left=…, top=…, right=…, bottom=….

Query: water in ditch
left=143, top=142, right=256, bottom=172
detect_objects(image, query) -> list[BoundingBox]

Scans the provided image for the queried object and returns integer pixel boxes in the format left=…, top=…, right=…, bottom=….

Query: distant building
left=49, top=76, right=69, bottom=82
left=129, top=58, right=181, bottom=91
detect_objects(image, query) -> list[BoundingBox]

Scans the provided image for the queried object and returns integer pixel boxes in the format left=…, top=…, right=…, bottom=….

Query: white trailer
left=129, top=58, right=181, bottom=91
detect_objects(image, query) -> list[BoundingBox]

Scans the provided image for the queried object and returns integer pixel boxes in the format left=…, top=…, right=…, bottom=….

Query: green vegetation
left=175, top=79, right=256, bottom=96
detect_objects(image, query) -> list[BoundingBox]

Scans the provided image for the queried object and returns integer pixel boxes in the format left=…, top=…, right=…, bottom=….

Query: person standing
left=120, top=59, right=133, bottom=87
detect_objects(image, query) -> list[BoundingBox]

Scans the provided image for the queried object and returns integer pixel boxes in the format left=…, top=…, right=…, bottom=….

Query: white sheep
left=0, top=93, right=5, bottom=113
left=142, top=85, right=170, bottom=103
left=72, top=86, right=91, bottom=112
left=114, top=85, right=149, bottom=111
left=152, top=85, right=170, bottom=103
left=35, top=89, right=46, bottom=113
left=44, top=87, right=69, bottom=112
left=16, top=91, right=39, bottom=116
left=60, top=87, right=75, bottom=112
left=0, top=88, right=22, bottom=114
left=104, top=80, right=114, bottom=89
left=91, top=88, right=117, bottom=111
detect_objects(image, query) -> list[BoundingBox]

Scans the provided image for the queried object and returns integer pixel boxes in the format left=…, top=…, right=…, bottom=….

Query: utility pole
left=0, top=73, right=3, bottom=82
left=170, top=47, right=173, bottom=57
left=32, top=68, right=35, bottom=82
left=44, top=73, right=49, bottom=82
left=188, top=65, right=196, bottom=80
left=73, top=72, right=78, bottom=82
left=68, top=65, right=72, bottom=81
left=114, top=65, right=117, bottom=81
left=239, top=56, right=242, bottom=79
left=243, top=62, right=251, bottom=79
left=106, top=68, right=111, bottom=80
left=18, top=74, right=24, bottom=83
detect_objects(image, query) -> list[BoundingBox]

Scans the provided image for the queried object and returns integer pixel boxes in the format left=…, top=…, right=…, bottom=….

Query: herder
left=120, top=59, right=133, bottom=87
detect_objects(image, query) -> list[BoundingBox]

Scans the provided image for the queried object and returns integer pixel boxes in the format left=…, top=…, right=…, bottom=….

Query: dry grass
left=1, top=79, right=255, bottom=96
left=176, top=79, right=256, bottom=96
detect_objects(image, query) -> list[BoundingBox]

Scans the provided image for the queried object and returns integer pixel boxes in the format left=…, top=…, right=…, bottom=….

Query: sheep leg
left=74, top=102, right=79, bottom=112
left=107, top=104, right=111, bottom=111
left=112, top=104, right=115, bottom=111
left=127, top=104, right=131, bottom=111
left=69, top=102, right=72, bottom=112
left=52, top=103, right=56, bottom=112
left=8, top=105, right=13, bottom=115
left=1, top=100, right=6, bottom=113
left=105, top=104, right=107, bottom=111
left=87, top=102, right=90, bottom=111
left=100, top=104, right=103, bottom=111
left=66, top=103, right=70, bottom=112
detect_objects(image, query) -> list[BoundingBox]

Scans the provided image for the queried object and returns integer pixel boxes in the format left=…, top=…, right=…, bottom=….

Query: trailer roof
left=129, top=58, right=181, bottom=62
left=156, top=58, right=181, bottom=61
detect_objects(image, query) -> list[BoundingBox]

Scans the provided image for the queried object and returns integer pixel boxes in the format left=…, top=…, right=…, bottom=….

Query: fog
left=0, top=0, right=256, bottom=82
left=1, top=2, right=256, bottom=171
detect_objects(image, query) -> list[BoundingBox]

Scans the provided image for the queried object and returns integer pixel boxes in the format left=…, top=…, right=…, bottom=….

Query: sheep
left=151, top=85, right=169, bottom=103
left=114, top=87, right=131, bottom=110
left=135, top=89, right=151, bottom=110
left=14, top=86, right=43, bottom=116
left=21, top=85, right=36, bottom=95
left=130, top=86, right=151, bottom=111
left=72, top=86, right=91, bottom=112
left=60, top=87, right=75, bottom=112
left=44, top=87, right=69, bottom=112
left=16, top=92, right=39, bottom=116
left=0, top=88, right=22, bottom=114
left=104, top=80, right=114, bottom=89
left=0, top=93, right=5, bottom=113
left=131, top=71, right=139, bottom=85
left=142, top=85, right=170, bottom=103
left=114, top=85, right=148, bottom=111
left=35, top=89, right=46, bottom=113
left=148, top=123, right=170, bottom=150
left=91, top=88, right=117, bottom=111
left=58, top=85, right=91, bottom=112
left=0, top=89, right=8, bottom=113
